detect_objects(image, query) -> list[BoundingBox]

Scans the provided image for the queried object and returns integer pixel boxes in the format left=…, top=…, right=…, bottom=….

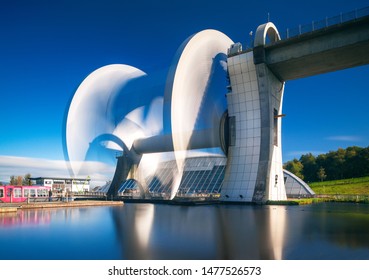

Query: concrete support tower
left=221, top=23, right=287, bottom=203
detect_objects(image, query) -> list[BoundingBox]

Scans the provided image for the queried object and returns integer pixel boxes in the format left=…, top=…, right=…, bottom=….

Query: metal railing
left=282, top=6, right=369, bottom=40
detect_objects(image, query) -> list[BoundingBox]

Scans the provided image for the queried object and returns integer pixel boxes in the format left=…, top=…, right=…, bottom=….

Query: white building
left=30, top=177, right=90, bottom=192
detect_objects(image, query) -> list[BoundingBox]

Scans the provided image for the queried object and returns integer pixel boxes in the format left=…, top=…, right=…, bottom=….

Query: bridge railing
left=281, top=6, right=369, bottom=41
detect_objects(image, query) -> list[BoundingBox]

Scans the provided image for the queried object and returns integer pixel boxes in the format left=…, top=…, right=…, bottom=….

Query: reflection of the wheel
left=111, top=203, right=287, bottom=260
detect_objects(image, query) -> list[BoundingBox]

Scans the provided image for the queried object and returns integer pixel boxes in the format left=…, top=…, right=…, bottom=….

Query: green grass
left=309, top=176, right=369, bottom=195
left=267, top=176, right=369, bottom=205
left=267, top=198, right=333, bottom=205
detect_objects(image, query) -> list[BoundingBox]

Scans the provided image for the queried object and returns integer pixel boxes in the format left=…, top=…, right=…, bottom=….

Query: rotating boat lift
left=65, top=23, right=294, bottom=203
left=65, top=11, right=369, bottom=203
left=108, top=23, right=287, bottom=203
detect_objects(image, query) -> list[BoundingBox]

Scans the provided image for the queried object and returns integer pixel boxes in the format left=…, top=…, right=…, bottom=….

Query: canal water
left=0, top=202, right=368, bottom=260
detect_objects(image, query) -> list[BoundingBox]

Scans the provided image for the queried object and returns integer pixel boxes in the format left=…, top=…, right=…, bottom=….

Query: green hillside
left=309, top=176, right=369, bottom=195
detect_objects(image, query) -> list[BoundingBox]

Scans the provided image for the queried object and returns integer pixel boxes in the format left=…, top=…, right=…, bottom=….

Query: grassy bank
left=309, top=176, right=369, bottom=195
left=269, top=196, right=369, bottom=205
left=268, top=176, right=369, bottom=205
left=267, top=197, right=333, bottom=205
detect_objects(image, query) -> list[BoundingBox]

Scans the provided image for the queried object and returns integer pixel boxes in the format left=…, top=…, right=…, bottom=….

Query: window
left=37, top=189, right=47, bottom=197
left=24, top=189, right=30, bottom=197
left=14, top=188, right=22, bottom=198
left=54, top=180, right=64, bottom=184
left=273, top=109, right=278, bottom=146
left=30, top=189, right=36, bottom=197
left=229, top=116, right=236, bottom=146
left=0, top=188, right=3, bottom=198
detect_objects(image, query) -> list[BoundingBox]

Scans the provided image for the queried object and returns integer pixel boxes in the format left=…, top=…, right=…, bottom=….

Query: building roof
left=30, top=177, right=90, bottom=181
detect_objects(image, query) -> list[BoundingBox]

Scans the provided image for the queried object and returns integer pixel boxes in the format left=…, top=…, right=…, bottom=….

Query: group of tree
left=8, top=173, right=32, bottom=186
left=283, top=146, right=369, bottom=182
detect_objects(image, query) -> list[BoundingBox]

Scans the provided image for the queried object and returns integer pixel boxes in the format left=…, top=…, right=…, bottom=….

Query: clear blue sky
left=1, top=0, right=368, bottom=183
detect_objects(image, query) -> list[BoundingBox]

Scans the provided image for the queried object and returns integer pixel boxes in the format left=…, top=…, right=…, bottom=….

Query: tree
left=344, top=146, right=360, bottom=178
left=23, top=173, right=32, bottom=186
left=284, top=159, right=304, bottom=180
left=300, top=153, right=318, bottom=182
left=16, top=176, right=23, bottom=186
left=9, top=174, right=32, bottom=186
left=317, top=167, right=327, bottom=182
left=355, top=147, right=369, bottom=177
left=284, top=145, right=369, bottom=182
left=10, top=175, right=17, bottom=185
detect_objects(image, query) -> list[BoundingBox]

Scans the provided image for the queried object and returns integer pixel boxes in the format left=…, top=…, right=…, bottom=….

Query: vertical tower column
left=107, top=154, right=133, bottom=198
left=253, top=22, right=287, bottom=202
left=221, top=51, right=262, bottom=202
left=221, top=22, right=287, bottom=203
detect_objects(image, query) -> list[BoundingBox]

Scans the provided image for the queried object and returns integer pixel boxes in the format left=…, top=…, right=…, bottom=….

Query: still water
left=0, top=202, right=368, bottom=260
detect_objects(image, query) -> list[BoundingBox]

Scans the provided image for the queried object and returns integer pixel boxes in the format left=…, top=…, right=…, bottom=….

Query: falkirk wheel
left=65, top=22, right=313, bottom=203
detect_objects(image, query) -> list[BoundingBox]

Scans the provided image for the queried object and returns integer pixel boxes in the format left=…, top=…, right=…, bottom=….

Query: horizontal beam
left=132, top=129, right=223, bottom=154
left=255, top=16, right=369, bottom=81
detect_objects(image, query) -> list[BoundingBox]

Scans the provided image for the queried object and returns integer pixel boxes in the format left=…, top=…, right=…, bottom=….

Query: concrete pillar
left=107, top=154, right=133, bottom=198
left=220, top=22, right=287, bottom=203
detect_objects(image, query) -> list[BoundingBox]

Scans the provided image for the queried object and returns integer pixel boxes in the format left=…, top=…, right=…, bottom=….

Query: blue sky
left=1, top=0, right=368, bottom=184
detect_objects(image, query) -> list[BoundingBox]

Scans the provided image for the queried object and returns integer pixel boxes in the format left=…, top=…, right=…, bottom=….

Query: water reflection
left=297, top=204, right=369, bottom=253
left=0, top=203, right=368, bottom=259
left=0, top=210, right=51, bottom=227
left=112, top=204, right=288, bottom=259
left=0, top=207, right=121, bottom=260
left=214, top=205, right=286, bottom=259
left=111, top=203, right=369, bottom=260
